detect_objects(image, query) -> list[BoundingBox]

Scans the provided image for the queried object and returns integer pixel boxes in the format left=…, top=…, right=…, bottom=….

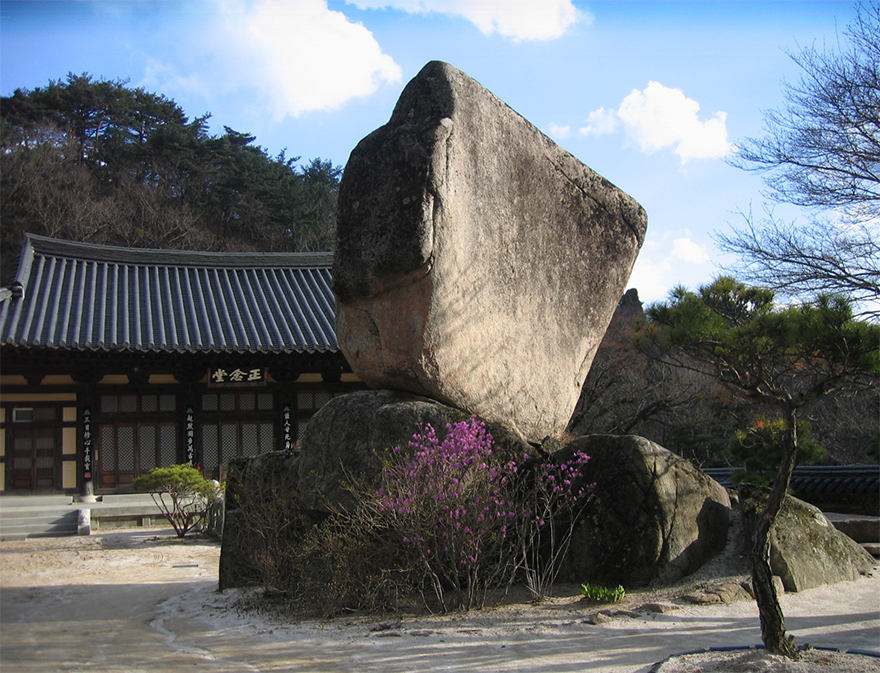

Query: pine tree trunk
left=749, top=406, right=799, bottom=658
left=751, top=513, right=796, bottom=656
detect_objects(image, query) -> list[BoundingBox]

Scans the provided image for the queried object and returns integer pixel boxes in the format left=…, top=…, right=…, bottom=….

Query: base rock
left=558, top=434, right=731, bottom=588
left=297, top=389, right=530, bottom=513
left=739, top=483, right=875, bottom=592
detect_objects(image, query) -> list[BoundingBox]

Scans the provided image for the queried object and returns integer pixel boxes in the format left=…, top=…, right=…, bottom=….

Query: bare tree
left=720, top=3, right=880, bottom=318
left=718, top=209, right=879, bottom=317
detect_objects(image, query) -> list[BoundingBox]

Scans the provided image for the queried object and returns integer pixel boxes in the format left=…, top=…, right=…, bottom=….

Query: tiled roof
left=0, top=235, right=338, bottom=354
left=704, top=465, right=880, bottom=496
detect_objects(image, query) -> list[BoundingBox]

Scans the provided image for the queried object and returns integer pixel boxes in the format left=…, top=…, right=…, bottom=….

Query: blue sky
left=0, top=0, right=861, bottom=304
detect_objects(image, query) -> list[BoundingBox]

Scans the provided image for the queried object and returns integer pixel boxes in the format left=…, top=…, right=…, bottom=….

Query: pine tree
left=646, top=276, right=879, bottom=656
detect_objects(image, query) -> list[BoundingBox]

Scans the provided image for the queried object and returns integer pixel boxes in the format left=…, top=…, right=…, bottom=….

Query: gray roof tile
left=0, top=235, right=338, bottom=354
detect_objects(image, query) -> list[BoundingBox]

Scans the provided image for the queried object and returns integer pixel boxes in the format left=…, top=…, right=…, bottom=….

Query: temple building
left=0, top=234, right=364, bottom=496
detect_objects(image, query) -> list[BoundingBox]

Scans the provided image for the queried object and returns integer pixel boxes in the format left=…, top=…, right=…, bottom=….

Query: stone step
left=0, top=533, right=27, bottom=542
left=89, top=504, right=163, bottom=517
left=0, top=494, right=166, bottom=540
left=0, top=509, right=79, bottom=541
left=0, top=510, right=78, bottom=526
left=824, top=512, right=880, bottom=543
left=861, top=542, right=880, bottom=558
left=1, top=521, right=79, bottom=537
left=0, top=495, right=74, bottom=508
left=99, top=493, right=158, bottom=504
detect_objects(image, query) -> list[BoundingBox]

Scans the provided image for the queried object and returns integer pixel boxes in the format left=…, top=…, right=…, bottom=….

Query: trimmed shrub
left=133, top=464, right=217, bottom=538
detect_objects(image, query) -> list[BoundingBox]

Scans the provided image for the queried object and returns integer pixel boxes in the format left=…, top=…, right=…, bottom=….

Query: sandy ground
left=1, top=526, right=879, bottom=673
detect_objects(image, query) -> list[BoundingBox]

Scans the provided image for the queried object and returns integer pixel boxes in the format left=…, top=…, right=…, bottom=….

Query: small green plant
left=133, top=464, right=217, bottom=538
left=579, top=583, right=625, bottom=603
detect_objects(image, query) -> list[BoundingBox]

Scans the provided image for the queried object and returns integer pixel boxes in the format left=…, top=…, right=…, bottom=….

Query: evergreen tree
left=646, top=276, right=879, bottom=656
left=0, top=73, right=341, bottom=281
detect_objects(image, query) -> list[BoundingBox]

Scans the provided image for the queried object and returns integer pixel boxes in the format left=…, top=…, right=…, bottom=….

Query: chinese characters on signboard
left=82, top=408, right=92, bottom=480
left=209, top=367, right=266, bottom=386
left=186, top=407, right=195, bottom=465
left=283, top=405, right=292, bottom=451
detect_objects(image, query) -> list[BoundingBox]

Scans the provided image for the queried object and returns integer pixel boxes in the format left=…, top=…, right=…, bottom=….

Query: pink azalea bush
left=255, top=416, right=595, bottom=615
left=372, top=417, right=518, bottom=609
left=369, top=416, right=593, bottom=610
left=512, top=448, right=594, bottom=598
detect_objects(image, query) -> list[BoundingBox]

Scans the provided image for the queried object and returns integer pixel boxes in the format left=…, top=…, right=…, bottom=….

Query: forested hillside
left=0, top=74, right=341, bottom=283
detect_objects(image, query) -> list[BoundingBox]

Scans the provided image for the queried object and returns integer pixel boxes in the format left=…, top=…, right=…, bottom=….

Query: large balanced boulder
left=334, top=61, right=647, bottom=442
left=297, top=389, right=531, bottom=513
left=739, top=484, right=875, bottom=592
left=558, top=435, right=731, bottom=587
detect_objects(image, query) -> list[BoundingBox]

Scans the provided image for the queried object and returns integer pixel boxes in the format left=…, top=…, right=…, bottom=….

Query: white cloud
left=155, top=0, right=401, bottom=120
left=578, top=107, right=618, bottom=136
left=347, top=0, right=583, bottom=41
left=626, top=233, right=717, bottom=304
left=142, top=57, right=210, bottom=102
left=626, top=254, right=671, bottom=305
left=671, top=236, right=710, bottom=264
left=234, top=0, right=402, bottom=118
left=616, top=81, right=731, bottom=163
left=547, top=123, right=572, bottom=140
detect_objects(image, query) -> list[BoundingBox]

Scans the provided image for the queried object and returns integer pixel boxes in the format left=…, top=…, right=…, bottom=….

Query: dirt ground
left=1, top=526, right=878, bottom=673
